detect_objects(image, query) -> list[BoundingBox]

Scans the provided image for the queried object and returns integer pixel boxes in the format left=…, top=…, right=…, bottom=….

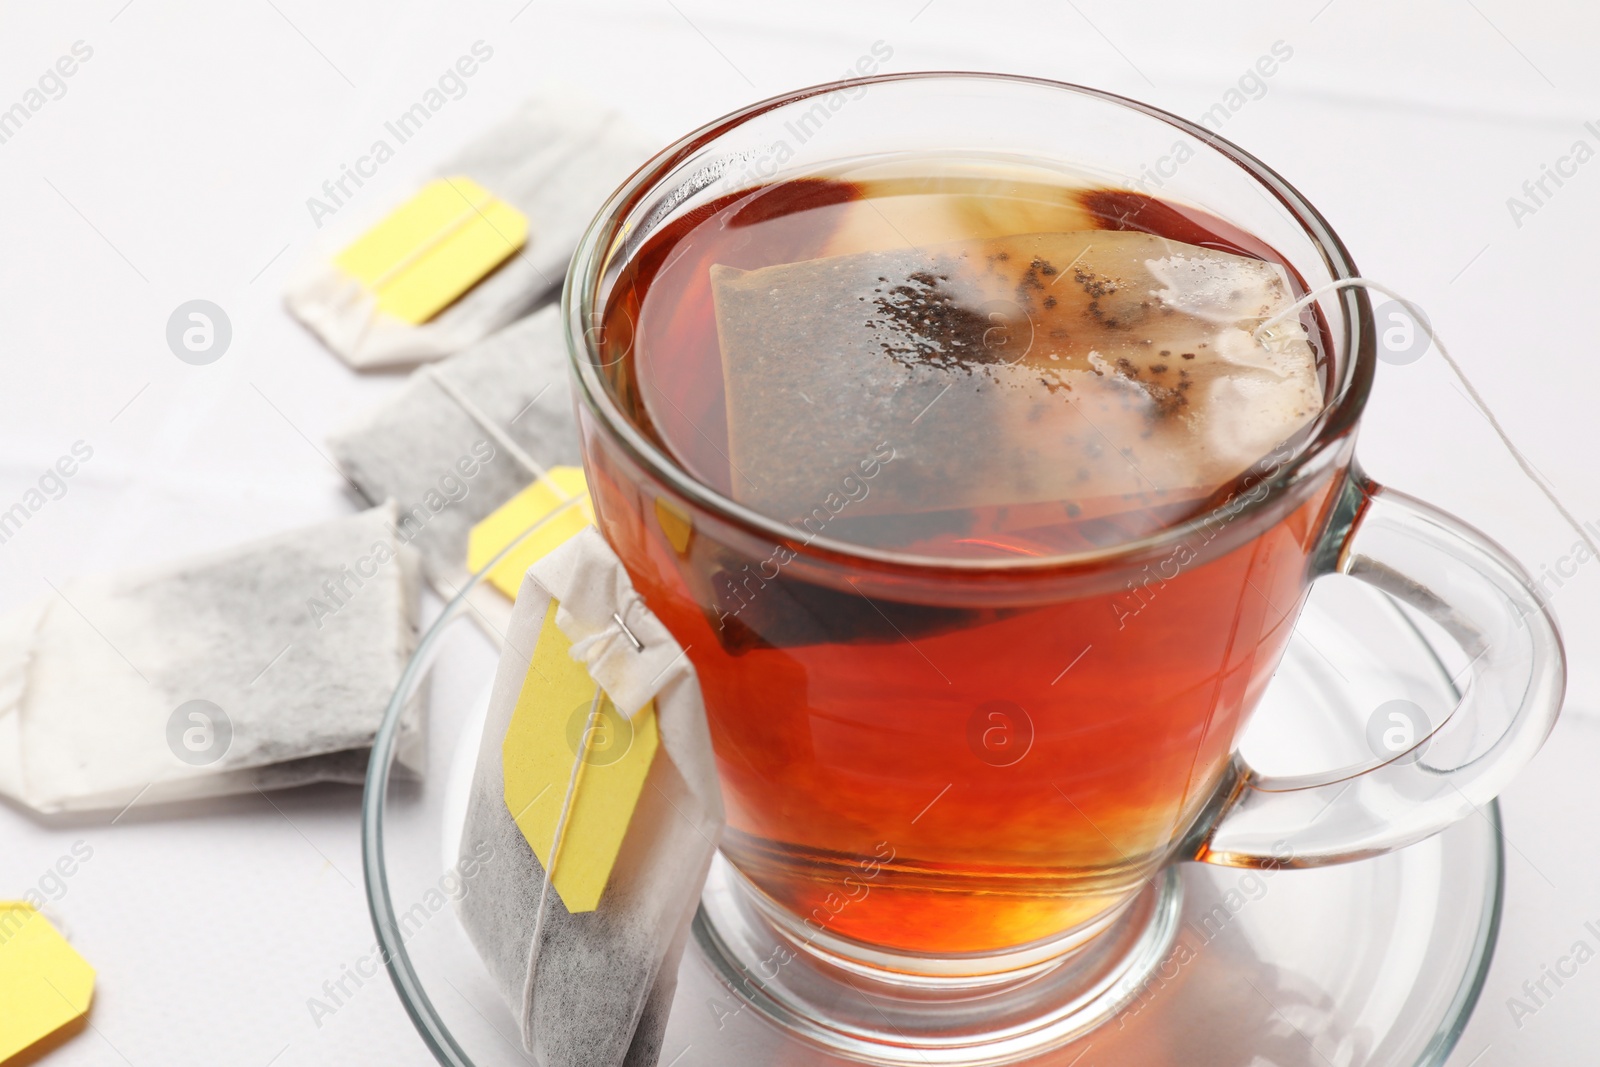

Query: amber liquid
left=581, top=159, right=1343, bottom=955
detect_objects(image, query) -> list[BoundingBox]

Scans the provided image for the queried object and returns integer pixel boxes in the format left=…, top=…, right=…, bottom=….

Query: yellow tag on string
left=653, top=496, right=694, bottom=555
left=501, top=600, right=659, bottom=913
left=334, top=176, right=528, bottom=325
left=467, top=466, right=595, bottom=599
left=0, top=902, right=95, bottom=1063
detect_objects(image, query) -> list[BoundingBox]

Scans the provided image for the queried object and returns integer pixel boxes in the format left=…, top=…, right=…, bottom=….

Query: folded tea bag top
left=286, top=89, right=658, bottom=370
left=711, top=230, right=1322, bottom=526
left=457, top=528, right=721, bottom=1067
left=0, top=503, right=422, bottom=813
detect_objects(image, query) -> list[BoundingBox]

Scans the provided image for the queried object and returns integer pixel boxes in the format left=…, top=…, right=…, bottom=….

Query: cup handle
left=1190, top=472, right=1565, bottom=868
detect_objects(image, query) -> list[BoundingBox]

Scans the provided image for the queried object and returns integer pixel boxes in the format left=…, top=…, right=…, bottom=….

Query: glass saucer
left=362, top=537, right=1503, bottom=1067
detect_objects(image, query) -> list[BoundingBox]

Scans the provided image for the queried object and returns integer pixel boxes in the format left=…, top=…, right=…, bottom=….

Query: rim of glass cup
left=563, top=70, right=1378, bottom=573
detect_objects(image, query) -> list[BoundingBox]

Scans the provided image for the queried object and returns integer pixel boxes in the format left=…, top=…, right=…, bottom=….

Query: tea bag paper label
left=502, top=600, right=659, bottom=914
left=0, top=903, right=95, bottom=1062
left=467, top=467, right=595, bottom=600
left=334, top=176, right=528, bottom=325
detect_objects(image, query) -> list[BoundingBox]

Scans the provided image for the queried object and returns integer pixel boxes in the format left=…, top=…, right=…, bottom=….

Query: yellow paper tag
left=0, top=903, right=95, bottom=1064
left=502, top=601, right=659, bottom=913
left=653, top=496, right=694, bottom=555
left=468, top=467, right=596, bottom=599
left=334, top=176, right=528, bottom=325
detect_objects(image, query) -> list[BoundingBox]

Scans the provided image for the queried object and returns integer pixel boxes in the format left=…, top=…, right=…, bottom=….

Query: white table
left=2, top=2, right=1597, bottom=1062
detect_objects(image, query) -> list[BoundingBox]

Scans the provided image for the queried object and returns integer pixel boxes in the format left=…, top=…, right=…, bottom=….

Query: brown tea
left=579, top=158, right=1343, bottom=954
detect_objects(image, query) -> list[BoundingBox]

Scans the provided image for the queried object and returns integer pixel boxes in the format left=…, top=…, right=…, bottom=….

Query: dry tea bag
left=457, top=528, right=722, bottom=1067
left=711, top=229, right=1322, bottom=537
left=329, top=305, right=580, bottom=641
left=286, top=89, right=657, bottom=370
left=0, top=503, right=423, bottom=814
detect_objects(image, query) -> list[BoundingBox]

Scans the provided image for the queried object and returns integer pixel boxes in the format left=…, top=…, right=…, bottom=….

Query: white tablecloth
left=3, top=2, right=1597, bottom=1063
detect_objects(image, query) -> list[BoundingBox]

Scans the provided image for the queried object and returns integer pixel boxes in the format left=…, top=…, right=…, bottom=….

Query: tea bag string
left=523, top=683, right=604, bottom=1016
left=426, top=366, right=570, bottom=493
left=372, top=193, right=499, bottom=295
left=1256, top=277, right=1600, bottom=560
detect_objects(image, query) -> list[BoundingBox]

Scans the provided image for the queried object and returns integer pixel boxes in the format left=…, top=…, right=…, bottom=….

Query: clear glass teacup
left=562, top=71, right=1563, bottom=1059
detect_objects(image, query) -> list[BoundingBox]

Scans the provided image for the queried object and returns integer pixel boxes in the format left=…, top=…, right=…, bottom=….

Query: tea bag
left=286, top=89, right=657, bottom=370
left=710, top=230, right=1322, bottom=530
left=329, top=305, right=579, bottom=641
left=0, top=503, right=423, bottom=814
left=457, top=528, right=722, bottom=1067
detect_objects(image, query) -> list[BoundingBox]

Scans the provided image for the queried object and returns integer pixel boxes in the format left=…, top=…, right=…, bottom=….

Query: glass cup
left=562, top=72, right=1563, bottom=1054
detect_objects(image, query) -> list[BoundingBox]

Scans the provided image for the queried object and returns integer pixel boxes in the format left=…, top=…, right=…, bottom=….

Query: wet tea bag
left=0, top=503, right=423, bottom=814
left=457, top=528, right=722, bottom=1067
left=286, top=89, right=657, bottom=370
left=711, top=229, right=1322, bottom=530
left=329, top=305, right=580, bottom=641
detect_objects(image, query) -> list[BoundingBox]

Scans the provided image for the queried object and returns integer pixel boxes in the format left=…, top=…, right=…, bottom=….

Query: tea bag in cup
left=697, top=229, right=1323, bottom=651
left=0, top=502, right=423, bottom=813
left=286, top=89, right=657, bottom=370
left=710, top=229, right=1322, bottom=539
left=329, top=305, right=578, bottom=640
left=457, top=528, right=722, bottom=1066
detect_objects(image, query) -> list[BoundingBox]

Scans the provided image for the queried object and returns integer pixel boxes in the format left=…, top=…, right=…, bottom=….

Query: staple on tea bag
left=0, top=503, right=423, bottom=814
left=710, top=230, right=1321, bottom=534
left=286, top=88, right=658, bottom=370
left=329, top=305, right=579, bottom=642
left=457, top=528, right=721, bottom=1067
